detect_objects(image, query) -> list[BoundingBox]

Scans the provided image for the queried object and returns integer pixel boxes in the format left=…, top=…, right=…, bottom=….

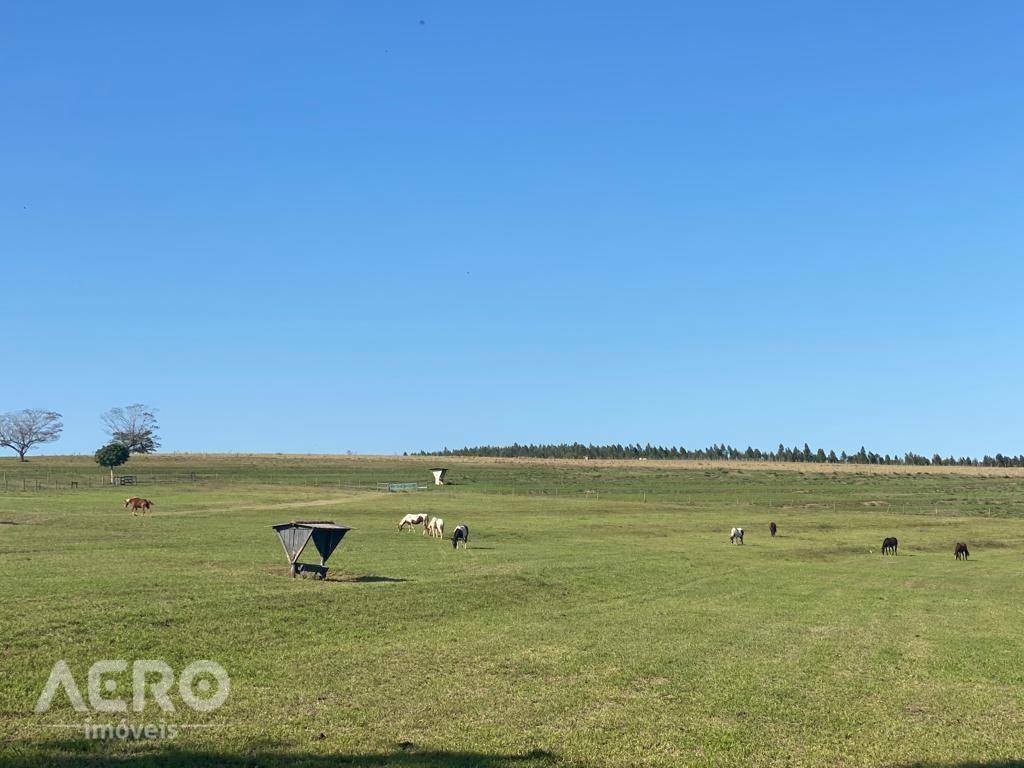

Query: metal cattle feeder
left=272, top=521, right=351, bottom=580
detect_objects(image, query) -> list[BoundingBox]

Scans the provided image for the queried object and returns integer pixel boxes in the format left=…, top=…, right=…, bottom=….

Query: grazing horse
left=954, top=542, right=970, bottom=560
left=426, top=517, right=444, bottom=539
left=769, top=521, right=777, bottom=537
left=730, top=527, right=744, bottom=545
left=398, top=513, right=428, bottom=532
left=881, top=537, right=898, bottom=555
left=452, top=524, right=469, bottom=549
left=124, top=497, right=152, bottom=515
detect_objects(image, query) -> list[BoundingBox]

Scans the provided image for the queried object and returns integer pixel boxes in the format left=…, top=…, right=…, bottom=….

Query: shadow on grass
left=329, top=574, right=410, bottom=584
left=0, top=741, right=566, bottom=768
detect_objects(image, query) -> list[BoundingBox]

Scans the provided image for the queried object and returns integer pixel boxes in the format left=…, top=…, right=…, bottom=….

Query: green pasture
left=1, top=455, right=1022, bottom=767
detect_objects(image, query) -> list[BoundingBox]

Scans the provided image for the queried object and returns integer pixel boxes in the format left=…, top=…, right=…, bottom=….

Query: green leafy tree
left=95, top=442, right=131, bottom=485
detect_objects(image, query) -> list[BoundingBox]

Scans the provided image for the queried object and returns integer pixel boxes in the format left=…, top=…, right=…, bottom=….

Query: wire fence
left=0, top=471, right=397, bottom=493
left=0, top=471, right=1017, bottom=517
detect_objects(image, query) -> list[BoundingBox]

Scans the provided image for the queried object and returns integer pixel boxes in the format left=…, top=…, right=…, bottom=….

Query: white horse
left=399, top=513, right=428, bottom=532
left=730, top=527, right=744, bottom=544
left=426, top=517, right=444, bottom=538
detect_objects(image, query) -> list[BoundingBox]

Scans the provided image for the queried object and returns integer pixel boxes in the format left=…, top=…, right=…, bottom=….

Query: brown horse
left=124, top=497, right=153, bottom=515
left=954, top=542, right=970, bottom=560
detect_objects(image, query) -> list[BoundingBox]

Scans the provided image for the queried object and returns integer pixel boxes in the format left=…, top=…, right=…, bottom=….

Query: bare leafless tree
left=101, top=404, right=161, bottom=454
left=0, top=409, right=64, bottom=461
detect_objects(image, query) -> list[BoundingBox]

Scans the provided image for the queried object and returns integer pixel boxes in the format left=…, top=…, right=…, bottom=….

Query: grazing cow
left=730, top=527, right=744, bottom=545
left=954, top=542, right=970, bottom=560
left=398, top=513, right=428, bottom=532
left=881, top=537, right=898, bottom=556
left=124, top=497, right=152, bottom=515
left=426, top=517, right=444, bottom=539
left=769, top=521, right=777, bottom=537
left=452, top=523, right=469, bottom=549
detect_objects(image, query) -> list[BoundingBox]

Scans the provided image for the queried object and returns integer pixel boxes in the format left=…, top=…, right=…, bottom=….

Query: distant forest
left=415, top=443, right=1024, bottom=468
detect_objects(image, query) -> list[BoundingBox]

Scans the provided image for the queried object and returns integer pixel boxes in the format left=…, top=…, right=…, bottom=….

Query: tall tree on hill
left=101, top=404, right=161, bottom=454
left=0, top=409, right=63, bottom=461
left=95, top=442, right=131, bottom=485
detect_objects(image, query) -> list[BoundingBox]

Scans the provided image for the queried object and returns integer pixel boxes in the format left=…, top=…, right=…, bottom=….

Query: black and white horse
left=452, top=524, right=469, bottom=549
left=954, top=542, right=970, bottom=560
left=730, top=527, right=744, bottom=545
left=881, top=537, right=898, bottom=555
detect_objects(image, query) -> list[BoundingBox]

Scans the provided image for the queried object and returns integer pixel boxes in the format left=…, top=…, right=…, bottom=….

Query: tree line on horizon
left=416, top=442, right=1024, bottom=468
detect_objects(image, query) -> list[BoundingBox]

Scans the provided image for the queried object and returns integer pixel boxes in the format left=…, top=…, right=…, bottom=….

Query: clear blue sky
left=3, top=2, right=1022, bottom=457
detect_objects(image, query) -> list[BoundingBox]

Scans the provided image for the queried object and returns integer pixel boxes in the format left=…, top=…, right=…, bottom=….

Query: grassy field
left=1, top=455, right=1023, bottom=767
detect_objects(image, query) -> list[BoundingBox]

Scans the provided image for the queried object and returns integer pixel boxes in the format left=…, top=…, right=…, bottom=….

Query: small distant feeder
left=272, top=521, right=351, bottom=580
left=430, top=468, right=448, bottom=486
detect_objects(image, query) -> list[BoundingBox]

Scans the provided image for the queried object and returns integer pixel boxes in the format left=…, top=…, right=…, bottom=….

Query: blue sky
left=2, top=1, right=1022, bottom=457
